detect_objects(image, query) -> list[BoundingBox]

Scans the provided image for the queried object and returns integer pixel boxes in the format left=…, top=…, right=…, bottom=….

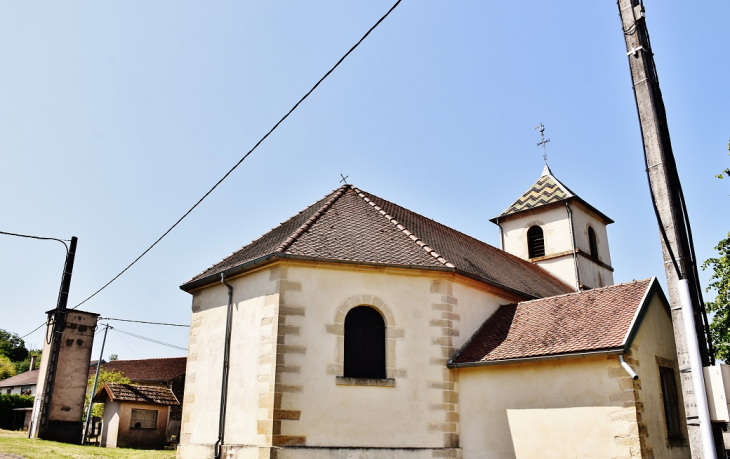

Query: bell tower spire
left=491, top=153, right=615, bottom=291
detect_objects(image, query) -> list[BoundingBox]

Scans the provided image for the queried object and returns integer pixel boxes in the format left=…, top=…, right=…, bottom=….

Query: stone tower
left=490, top=165, right=614, bottom=290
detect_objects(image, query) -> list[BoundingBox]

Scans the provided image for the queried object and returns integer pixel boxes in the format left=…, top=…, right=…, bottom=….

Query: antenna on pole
left=535, top=123, right=550, bottom=165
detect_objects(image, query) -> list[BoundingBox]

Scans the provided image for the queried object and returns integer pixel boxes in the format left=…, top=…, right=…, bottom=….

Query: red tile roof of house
left=450, top=279, right=658, bottom=366
left=93, top=383, right=180, bottom=406
left=0, top=369, right=39, bottom=388
left=89, top=357, right=186, bottom=383
left=182, top=185, right=573, bottom=299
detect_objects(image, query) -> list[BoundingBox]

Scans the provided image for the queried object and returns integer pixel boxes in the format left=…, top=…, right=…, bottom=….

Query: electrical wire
left=20, top=322, right=47, bottom=339
left=112, top=328, right=141, bottom=359
left=114, top=327, right=188, bottom=351
left=0, top=231, right=70, bottom=253
left=69, top=0, right=403, bottom=312
left=99, top=317, right=189, bottom=327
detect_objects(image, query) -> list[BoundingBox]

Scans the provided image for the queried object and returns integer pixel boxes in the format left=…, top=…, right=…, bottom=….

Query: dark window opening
left=527, top=226, right=545, bottom=258
left=344, top=306, right=386, bottom=379
left=588, top=227, right=599, bottom=260
left=659, top=366, right=683, bottom=440
left=130, top=409, right=157, bottom=430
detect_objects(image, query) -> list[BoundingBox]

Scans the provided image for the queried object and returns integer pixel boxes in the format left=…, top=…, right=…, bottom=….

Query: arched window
left=344, top=306, right=386, bottom=379
left=527, top=226, right=545, bottom=258
left=588, top=227, right=599, bottom=260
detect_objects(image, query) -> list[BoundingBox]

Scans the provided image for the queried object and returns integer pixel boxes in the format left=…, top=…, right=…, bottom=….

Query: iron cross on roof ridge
left=535, top=123, right=550, bottom=165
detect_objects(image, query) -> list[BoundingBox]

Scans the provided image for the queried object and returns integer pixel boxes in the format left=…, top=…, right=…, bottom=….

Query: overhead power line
left=20, top=322, right=47, bottom=339
left=0, top=230, right=70, bottom=252
left=113, top=327, right=188, bottom=351
left=99, top=317, right=189, bottom=327
left=68, top=0, right=403, bottom=312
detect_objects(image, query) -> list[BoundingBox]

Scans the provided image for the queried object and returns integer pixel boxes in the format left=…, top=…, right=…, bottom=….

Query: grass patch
left=0, top=429, right=176, bottom=458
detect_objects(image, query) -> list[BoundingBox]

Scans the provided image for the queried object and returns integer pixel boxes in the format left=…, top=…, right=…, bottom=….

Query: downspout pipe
left=618, top=355, right=639, bottom=381
left=565, top=202, right=582, bottom=291
left=215, top=273, right=234, bottom=459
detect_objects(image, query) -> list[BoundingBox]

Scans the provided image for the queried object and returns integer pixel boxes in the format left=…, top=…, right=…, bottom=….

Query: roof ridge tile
left=352, top=186, right=455, bottom=268
left=515, top=278, right=651, bottom=306
left=275, top=184, right=350, bottom=254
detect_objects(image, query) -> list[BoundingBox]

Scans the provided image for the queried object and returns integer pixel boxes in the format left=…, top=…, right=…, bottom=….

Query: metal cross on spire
left=339, top=173, right=349, bottom=185
left=535, top=123, right=550, bottom=165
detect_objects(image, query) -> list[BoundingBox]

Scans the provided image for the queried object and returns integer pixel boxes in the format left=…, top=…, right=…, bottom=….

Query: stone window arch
left=527, top=225, right=545, bottom=258
left=326, top=294, right=405, bottom=384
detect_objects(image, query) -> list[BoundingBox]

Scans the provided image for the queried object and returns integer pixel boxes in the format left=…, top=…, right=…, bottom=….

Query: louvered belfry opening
left=588, top=227, right=599, bottom=259
left=344, top=306, right=386, bottom=379
left=527, top=225, right=545, bottom=259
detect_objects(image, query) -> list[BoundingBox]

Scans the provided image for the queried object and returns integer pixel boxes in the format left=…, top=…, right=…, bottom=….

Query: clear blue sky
left=1, top=1, right=728, bottom=360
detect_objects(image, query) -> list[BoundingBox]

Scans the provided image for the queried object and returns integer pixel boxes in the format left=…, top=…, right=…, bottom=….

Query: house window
left=588, top=227, right=599, bottom=259
left=20, top=387, right=31, bottom=396
left=659, top=366, right=682, bottom=440
left=130, top=409, right=157, bottom=430
left=344, top=306, right=386, bottom=379
left=527, top=226, right=545, bottom=258
left=5, top=389, right=10, bottom=395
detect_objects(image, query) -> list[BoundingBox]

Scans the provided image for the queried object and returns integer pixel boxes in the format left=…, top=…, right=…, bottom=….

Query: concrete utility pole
left=616, top=1, right=719, bottom=457
left=30, top=236, right=78, bottom=440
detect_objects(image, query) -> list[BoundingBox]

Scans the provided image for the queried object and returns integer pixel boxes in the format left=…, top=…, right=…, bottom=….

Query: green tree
left=14, top=350, right=42, bottom=374
left=84, top=369, right=130, bottom=419
left=0, top=329, right=29, bottom=363
left=719, top=141, right=730, bottom=179
left=0, top=355, right=16, bottom=380
left=109, top=354, right=118, bottom=361
left=703, top=143, right=730, bottom=360
left=704, top=233, right=730, bottom=361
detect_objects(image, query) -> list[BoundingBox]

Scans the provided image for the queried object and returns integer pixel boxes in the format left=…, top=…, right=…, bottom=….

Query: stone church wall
left=458, top=355, right=641, bottom=459
left=179, top=260, right=510, bottom=458
left=630, top=293, right=690, bottom=459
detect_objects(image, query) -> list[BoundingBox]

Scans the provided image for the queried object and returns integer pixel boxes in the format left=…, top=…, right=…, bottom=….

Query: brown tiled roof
left=94, top=383, right=180, bottom=406
left=89, top=357, right=186, bottom=383
left=0, top=369, right=39, bottom=388
left=450, top=279, right=656, bottom=365
left=182, top=185, right=573, bottom=299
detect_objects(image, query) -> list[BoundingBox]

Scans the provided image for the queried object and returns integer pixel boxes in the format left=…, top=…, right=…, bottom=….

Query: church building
left=177, top=167, right=688, bottom=459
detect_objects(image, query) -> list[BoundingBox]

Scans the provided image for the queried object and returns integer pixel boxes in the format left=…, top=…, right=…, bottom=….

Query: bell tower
left=490, top=164, right=615, bottom=291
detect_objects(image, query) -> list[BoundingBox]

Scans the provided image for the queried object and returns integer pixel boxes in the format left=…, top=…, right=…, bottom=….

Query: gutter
left=447, top=347, right=624, bottom=369
left=181, top=253, right=546, bottom=301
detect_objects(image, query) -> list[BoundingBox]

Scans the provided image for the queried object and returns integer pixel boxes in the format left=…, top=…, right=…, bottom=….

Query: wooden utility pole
left=616, top=1, right=719, bottom=457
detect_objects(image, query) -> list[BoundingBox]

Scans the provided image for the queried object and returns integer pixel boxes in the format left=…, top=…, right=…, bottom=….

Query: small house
left=89, top=357, right=186, bottom=440
left=93, top=382, right=180, bottom=449
left=0, top=356, right=40, bottom=396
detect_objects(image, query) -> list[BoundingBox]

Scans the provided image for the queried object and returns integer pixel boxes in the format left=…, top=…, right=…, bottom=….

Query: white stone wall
left=458, top=356, right=642, bottom=459
left=498, top=201, right=614, bottom=289
left=1, top=384, right=35, bottom=396
left=630, top=293, right=690, bottom=459
left=101, top=401, right=120, bottom=448
left=178, top=260, right=509, bottom=458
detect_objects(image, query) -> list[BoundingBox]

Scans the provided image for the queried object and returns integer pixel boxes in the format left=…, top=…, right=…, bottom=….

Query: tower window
left=588, top=227, right=599, bottom=260
left=344, top=306, right=386, bottom=379
left=527, top=226, right=545, bottom=258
